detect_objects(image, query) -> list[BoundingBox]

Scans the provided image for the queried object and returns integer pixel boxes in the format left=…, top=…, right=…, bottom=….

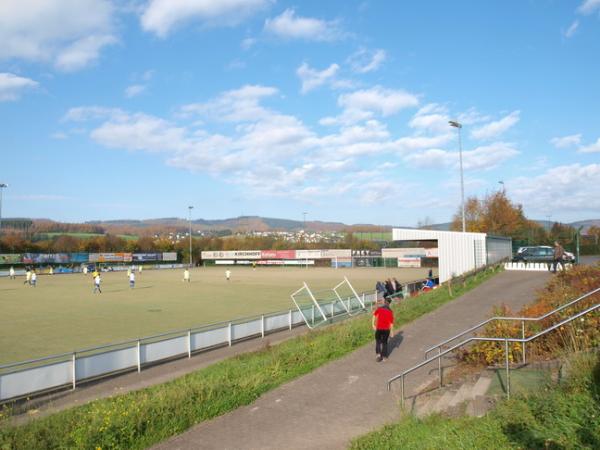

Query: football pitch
left=0, top=266, right=432, bottom=364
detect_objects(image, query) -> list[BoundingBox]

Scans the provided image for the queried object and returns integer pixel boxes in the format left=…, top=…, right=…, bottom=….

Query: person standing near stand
left=552, top=241, right=565, bottom=273
left=372, top=297, right=394, bottom=362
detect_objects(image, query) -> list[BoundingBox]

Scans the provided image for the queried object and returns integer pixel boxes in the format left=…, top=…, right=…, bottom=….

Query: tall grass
left=0, top=266, right=502, bottom=450
left=351, top=352, right=600, bottom=450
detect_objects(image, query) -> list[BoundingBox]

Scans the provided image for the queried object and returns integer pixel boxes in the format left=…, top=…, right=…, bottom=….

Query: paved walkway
left=153, top=270, right=550, bottom=450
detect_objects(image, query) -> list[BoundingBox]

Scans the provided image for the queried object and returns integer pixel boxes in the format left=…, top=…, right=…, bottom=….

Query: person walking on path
left=93, top=274, right=102, bottom=294
left=30, top=271, right=37, bottom=287
left=552, top=241, right=565, bottom=273
left=372, top=297, right=394, bottom=362
left=129, top=271, right=135, bottom=289
left=9, top=266, right=15, bottom=279
left=24, top=269, right=31, bottom=285
left=183, top=268, right=190, bottom=282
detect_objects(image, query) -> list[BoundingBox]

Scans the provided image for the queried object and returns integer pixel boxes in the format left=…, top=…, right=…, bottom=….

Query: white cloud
left=63, top=106, right=124, bottom=122
left=51, top=132, right=68, bottom=140
left=348, top=47, right=386, bottom=73
left=409, top=104, right=449, bottom=133
left=241, top=37, right=257, bottom=50
left=125, top=84, right=147, bottom=98
left=577, top=0, right=600, bottom=15
left=550, top=134, right=581, bottom=149
left=470, top=110, right=520, bottom=140
left=91, top=113, right=190, bottom=153
left=461, top=142, right=519, bottom=170
left=180, top=84, right=279, bottom=122
left=404, top=142, right=519, bottom=171
left=0, top=0, right=116, bottom=71
left=512, top=163, right=600, bottom=213
left=65, top=86, right=520, bottom=206
left=264, top=9, right=344, bottom=41
left=322, top=86, right=419, bottom=125
left=578, top=137, right=600, bottom=153
left=296, top=62, right=339, bottom=94
left=564, top=20, right=579, bottom=38
left=457, top=108, right=491, bottom=125
left=0, top=73, right=38, bottom=101
left=141, top=0, right=272, bottom=37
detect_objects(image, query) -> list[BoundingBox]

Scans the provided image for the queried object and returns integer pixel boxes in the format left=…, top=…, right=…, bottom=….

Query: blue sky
left=1, top=0, right=599, bottom=226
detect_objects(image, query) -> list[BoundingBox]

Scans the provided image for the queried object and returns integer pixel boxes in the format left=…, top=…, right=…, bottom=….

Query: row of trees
left=0, top=232, right=380, bottom=259
left=448, top=190, right=595, bottom=251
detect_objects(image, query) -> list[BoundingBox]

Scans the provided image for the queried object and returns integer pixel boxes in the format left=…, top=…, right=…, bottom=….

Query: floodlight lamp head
left=448, top=120, right=462, bottom=129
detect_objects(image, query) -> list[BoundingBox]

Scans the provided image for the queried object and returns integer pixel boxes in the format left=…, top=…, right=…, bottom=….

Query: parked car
left=513, top=246, right=575, bottom=263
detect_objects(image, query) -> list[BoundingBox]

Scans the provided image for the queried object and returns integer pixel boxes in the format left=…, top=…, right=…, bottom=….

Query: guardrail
left=0, top=292, right=378, bottom=403
left=388, top=287, right=600, bottom=407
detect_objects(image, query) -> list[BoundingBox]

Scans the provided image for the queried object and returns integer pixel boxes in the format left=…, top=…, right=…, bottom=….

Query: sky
left=1, top=0, right=599, bottom=226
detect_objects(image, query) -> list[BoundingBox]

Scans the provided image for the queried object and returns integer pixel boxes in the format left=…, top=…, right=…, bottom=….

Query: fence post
left=288, top=310, right=292, bottom=330
left=228, top=322, right=232, bottom=346
left=401, top=375, right=405, bottom=409
left=311, top=305, right=315, bottom=325
left=72, top=352, right=76, bottom=390
left=505, top=339, right=510, bottom=399
left=261, top=315, right=265, bottom=338
left=438, top=347, right=443, bottom=387
left=187, top=330, right=192, bottom=358
left=137, top=340, right=141, bottom=373
left=521, top=320, right=526, bottom=364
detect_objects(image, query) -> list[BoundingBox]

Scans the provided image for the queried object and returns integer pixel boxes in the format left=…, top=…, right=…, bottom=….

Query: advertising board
left=260, top=250, right=297, bottom=259
left=321, top=249, right=352, bottom=258
left=351, top=249, right=382, bottom=256
left=69, top=253, right=89, bottom=263
left=0, top=254, right=22, bottom=264
left=295, top=250, right=323, bottom=259
left=132, top=253, right=161, bottom=262
left=398, top=257, right=421, bottom=268
left=89, top=253, right=133, bottom=263
left=162, top=252, right=177, bottom=261
left=201, top=250, right=262, bottom=260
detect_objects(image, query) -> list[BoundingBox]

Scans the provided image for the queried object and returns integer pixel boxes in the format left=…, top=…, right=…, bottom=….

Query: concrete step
left=465, top=395, right=493, bottom=417
left=448, top=381, right=474, bottom=408
left=414, top=391, right=442, bottom=418
left=432, top=389, right=455, bottom=413
left=471, top=376, right=492, bottom=397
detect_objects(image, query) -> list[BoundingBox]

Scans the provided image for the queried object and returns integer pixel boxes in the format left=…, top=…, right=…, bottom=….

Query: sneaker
left=382, top=357, right=388, bottom=362
left=376, top=356, right=383, bottom=362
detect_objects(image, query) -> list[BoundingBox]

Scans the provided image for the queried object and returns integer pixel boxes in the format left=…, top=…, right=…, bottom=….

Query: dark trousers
left=552, top=259, right=563, bottom=273
left=375, top=329, right=391, bottom=357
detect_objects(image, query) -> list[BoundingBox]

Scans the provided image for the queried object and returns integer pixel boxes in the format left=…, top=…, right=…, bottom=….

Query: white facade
left=392, top=228, right=500, bottom=283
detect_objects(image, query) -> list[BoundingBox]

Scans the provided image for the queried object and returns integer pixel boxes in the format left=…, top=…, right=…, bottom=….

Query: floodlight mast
left=188, top=206, right=194, bottom=268
left=0, top=183, right=7, bottom=235
left=448, top=121, right=465, bottom=232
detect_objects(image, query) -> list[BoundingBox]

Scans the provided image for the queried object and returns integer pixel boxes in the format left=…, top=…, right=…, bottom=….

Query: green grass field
left=0, top=266, right=432, bottom=364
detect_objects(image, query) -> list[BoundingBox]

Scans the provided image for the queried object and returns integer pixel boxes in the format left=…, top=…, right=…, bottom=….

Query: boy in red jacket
left=372, top=297, right=394, bottom=362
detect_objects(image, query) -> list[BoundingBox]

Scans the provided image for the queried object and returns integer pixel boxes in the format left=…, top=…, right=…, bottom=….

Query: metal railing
left=388, top=287, right=600, bottom=407
left=424, top=286, right=600, bottom=362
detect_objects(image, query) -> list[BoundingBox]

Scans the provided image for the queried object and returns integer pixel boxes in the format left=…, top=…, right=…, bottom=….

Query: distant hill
left=86, top=216, right=369, bottom=233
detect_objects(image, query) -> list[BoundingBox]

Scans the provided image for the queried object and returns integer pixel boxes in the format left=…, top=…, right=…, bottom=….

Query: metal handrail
left=424, top=286, right=600, bottom=360
left=388, top=297, right=600, bottom=407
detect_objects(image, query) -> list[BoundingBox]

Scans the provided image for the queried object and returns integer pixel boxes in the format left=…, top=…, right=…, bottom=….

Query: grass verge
left=0, top=266, right=502, bottom=450
left=350, top=353, right=600, bottom=450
